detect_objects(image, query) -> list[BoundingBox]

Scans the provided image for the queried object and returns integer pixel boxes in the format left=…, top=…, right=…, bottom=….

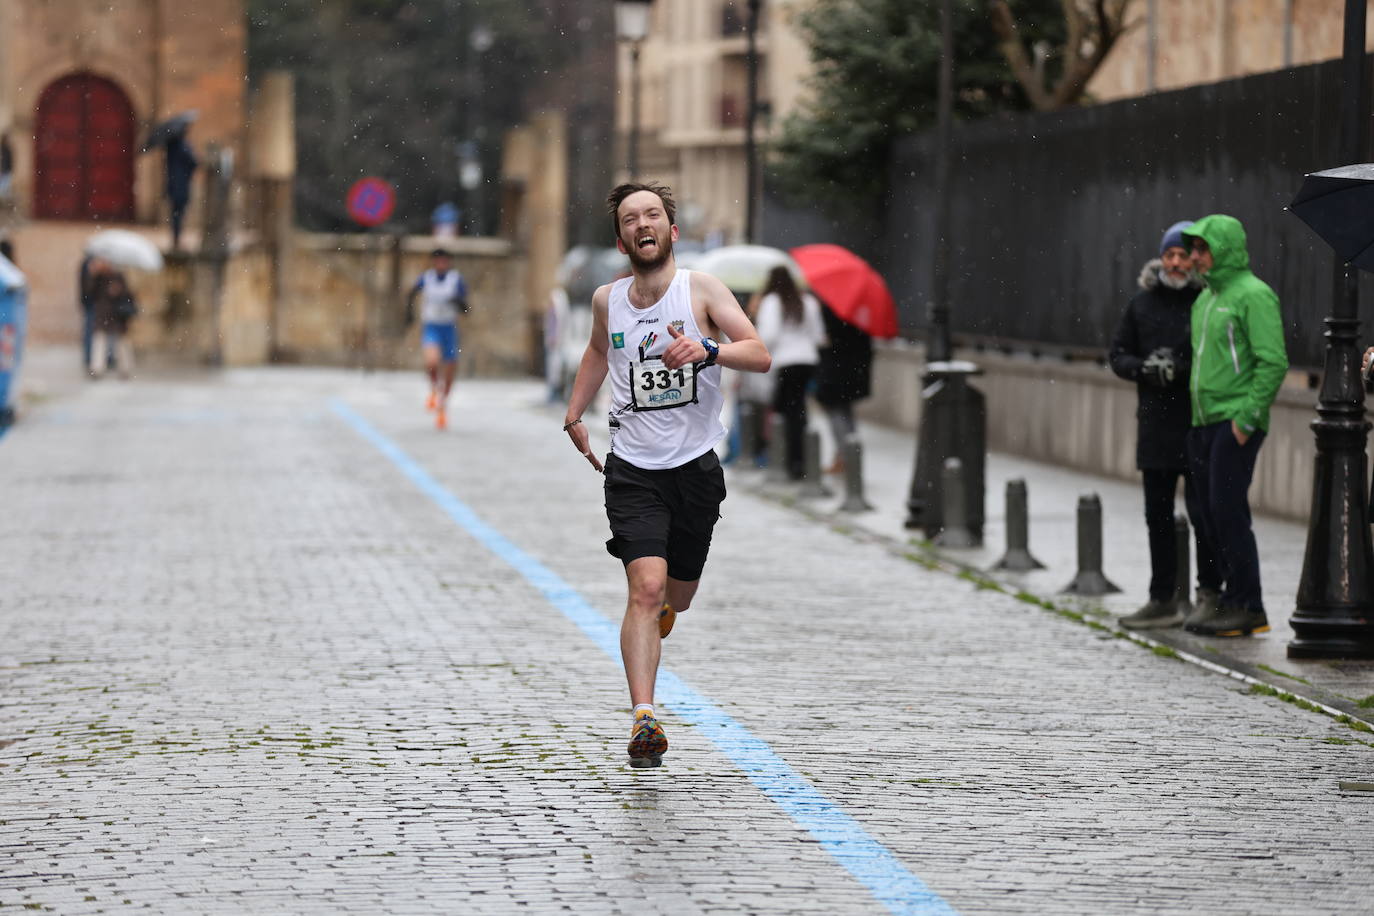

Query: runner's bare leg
left=623, top=556, right=668, bottom=706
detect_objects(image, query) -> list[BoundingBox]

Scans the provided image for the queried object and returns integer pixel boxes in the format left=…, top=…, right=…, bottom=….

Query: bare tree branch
left=990, top=0, right=1133, bottom=111
left=989, top=0, right=1053, bottom=110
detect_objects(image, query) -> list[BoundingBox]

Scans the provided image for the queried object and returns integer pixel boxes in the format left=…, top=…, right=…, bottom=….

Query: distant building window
left=720, top=94, right=743, bottom=127
left=720, top=0, right=765, bottom=37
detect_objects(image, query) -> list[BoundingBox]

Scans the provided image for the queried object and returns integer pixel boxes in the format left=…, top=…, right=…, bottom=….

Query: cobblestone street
left=3, top=367, right=1373, bottom=914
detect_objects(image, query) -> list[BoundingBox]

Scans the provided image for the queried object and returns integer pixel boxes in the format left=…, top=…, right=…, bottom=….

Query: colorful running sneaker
left=627, top=712, right=667, bottom=768
left=658, top=602, right=676, bottom=639
left=425, top=391, right=438, bottom=411
left=435, top=407, right=447, bottom=431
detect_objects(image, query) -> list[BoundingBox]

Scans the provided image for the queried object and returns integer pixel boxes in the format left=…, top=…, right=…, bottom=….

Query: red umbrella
left=788, top=244, right=899, bottom=339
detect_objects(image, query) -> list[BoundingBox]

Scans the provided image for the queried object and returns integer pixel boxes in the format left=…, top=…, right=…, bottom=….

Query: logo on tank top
left=612, top=332, right=625, bottom=349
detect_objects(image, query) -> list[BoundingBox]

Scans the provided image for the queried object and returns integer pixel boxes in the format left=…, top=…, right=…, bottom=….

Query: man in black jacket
left=1109, top=220, right=1221, bottom=628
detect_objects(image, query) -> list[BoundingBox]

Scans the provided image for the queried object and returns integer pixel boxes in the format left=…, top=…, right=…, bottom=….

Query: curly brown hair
left=606, top=181, right=676, bottom=238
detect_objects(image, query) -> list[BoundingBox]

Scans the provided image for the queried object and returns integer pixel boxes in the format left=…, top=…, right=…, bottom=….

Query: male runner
left=407, top=248, right=469, bottom=430
left=563, top=182, right=771, bottom=767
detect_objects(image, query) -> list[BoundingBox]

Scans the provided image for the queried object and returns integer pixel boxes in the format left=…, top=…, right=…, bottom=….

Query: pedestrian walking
left=406, top=248, right=469, bottom=430
left=164, top=133, right=197, bottom=250
left=562, top=182, right=771, bottom=767
left=1182, top=214, right=1288, bottom=637
left=79, top=256, right=110, bottom=370
left=88, top=270, right=137, bottom=379
left=1109, top=220, right=1222, bottom=629
left=815, top=306, right=873, bottom=473
left=753, top=266, right=825, bottom=480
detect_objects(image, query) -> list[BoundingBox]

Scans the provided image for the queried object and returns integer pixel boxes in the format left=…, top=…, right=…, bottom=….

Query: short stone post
left=1061, top=493, right=1121, bottom=595
left=738, top=401, right=760, bottom=468
left=991, top=478, right=1044, bottom=570
left=798, top=429, right=832, bottom=499
left=934, top=457, right=978, bottom=547
left=1171, top=513, right=1193, bottom=616
left=766, top=414, right=788, bottom=484
left=838, top=436, right=874, bottom=513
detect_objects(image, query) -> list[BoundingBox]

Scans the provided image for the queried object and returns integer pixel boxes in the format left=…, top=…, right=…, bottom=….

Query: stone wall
left=125, top=232, right=528, bottom=374
left=862, top=342, right=1320, bottom=522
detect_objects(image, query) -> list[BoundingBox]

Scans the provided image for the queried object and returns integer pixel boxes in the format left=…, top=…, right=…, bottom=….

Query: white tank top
left=605, top=269, right=725, bottom=469
left=418, top=269, right=463, bottom=324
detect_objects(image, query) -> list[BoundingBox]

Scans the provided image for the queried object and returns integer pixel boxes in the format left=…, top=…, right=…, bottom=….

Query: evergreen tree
left=771, top=0, right=1068, bottom=213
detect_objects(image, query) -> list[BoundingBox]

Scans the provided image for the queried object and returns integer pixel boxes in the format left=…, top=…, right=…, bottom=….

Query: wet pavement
left=2, top=359, right=1373, bottom=914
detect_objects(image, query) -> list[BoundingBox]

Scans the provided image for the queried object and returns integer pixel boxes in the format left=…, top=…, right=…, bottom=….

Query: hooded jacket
left=1184, top=214, right=1288, bottom=434
left=1108, top=259, right=1201, bottom=469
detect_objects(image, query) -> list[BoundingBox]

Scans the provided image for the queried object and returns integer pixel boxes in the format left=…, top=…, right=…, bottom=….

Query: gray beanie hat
left=1159, top=220, right=1194, bottom=255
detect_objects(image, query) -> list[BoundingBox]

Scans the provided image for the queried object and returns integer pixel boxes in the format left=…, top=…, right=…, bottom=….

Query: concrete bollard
left=934, top=457, right=978, bottom=547
left=991, top=478, right=1044, bottom=570
left=1171, top=513, right=1193, bottom=616
left=1061, top=493, right=1121, bottom=595
left=798, top=429, right=832, bottom=499
left=837, top=435, right=874, bottom=513
left=738, top=401, right=760, bottom=469
left=765, top=414, right=788, bottom=484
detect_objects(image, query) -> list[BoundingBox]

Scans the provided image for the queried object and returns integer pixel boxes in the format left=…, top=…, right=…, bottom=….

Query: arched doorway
left=34, top=73, right=135, bottom=221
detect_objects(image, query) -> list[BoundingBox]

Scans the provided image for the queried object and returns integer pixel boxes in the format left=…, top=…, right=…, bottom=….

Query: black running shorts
left=603, top=449, right=726, bottom=582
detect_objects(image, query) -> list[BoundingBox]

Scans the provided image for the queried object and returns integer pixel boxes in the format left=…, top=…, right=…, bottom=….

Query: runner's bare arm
left=662, top=271, right=771, bottom=373
left=563, top=284, right=612, bottom=472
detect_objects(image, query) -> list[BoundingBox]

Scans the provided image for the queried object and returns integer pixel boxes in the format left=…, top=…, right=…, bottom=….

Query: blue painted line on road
left=330, top=399, right=959, bottom=916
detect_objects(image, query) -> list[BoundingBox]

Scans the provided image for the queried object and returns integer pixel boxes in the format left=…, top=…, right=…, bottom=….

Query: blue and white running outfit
left=414, top=268, right=468, bottom=362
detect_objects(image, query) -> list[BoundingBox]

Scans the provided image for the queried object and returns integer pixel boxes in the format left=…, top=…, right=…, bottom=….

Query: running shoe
left=435, top=407, right=447, bottom=431
left=658, top=602, right=676, bottom=639
left=627, top=713, right=667, bottom=768
left=426, top=391, right=437, bottom=411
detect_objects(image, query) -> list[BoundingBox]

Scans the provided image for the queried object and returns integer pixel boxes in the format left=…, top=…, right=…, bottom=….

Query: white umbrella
left=693, top=244, right=807, bottom=295
left=85, top=230, right=164, bottom=272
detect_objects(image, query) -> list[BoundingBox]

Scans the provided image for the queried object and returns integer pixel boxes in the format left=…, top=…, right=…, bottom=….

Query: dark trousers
left=1186, top=420, right=1266, bottom=612
left=1142, top=467, right=1222, bottom=601
left=772, top=364, right=813, bottom=479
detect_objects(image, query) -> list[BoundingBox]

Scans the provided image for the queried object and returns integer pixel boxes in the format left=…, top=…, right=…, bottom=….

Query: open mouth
left=637, top=235, right=657, bottom=251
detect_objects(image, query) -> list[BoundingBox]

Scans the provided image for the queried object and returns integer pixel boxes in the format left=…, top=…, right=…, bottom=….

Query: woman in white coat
left=753, top=265, right=826, bottom=479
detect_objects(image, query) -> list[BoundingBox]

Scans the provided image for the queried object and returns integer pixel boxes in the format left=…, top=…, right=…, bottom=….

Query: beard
left=1159, top=268, right=1192, bottom=290
left=625, top=232, right=673, bottom=271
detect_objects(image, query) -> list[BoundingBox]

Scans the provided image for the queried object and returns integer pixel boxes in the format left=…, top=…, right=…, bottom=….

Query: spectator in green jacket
left=1181, top=214, right=1288, bottom=638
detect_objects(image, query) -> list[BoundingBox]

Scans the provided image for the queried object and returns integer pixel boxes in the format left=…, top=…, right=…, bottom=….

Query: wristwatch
left=700, top=337, right=720, bottom=367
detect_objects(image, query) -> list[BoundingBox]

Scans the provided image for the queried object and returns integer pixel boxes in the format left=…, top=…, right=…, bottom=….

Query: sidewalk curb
left=736, top=473, right=1374, bottom=733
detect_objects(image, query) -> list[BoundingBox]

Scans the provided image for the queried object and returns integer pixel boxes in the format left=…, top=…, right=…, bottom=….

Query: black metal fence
left=765, top=57, right=1374, bottom=370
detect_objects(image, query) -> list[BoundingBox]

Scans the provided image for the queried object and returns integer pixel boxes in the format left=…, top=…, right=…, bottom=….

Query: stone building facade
left=0, top=0, right=246, bottom=226
left=618, top=0, right=815, bottom=244
left=1088, top=0, right=1366, bottom=101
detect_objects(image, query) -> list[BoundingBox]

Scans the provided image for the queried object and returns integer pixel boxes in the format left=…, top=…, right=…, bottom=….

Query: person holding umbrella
left=1182, top=214, right=1288, bottom=637
left=143, top=113, right=198, bottom=249
left=788, top=244, right=898, bottom=469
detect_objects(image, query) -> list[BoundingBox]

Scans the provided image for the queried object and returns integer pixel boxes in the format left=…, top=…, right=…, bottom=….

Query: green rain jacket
left=1184, top=214, right=1289, bottom=434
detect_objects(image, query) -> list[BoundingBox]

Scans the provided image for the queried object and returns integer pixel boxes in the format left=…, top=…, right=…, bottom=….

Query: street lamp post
left=903, top=0, right=987, bottom=542
left=1288, top=0, right=1374, bottom=659
left=744, top=0, right=761, bottom=243
left=615, top=0, right=653, bottom=177
left=463, top=24, right=493, bottom=236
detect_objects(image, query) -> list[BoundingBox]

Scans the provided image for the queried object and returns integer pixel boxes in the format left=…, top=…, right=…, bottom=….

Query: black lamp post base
left=1288, top=619, right=1374, bottom=659
left=903, top=363, right=985, bottom=541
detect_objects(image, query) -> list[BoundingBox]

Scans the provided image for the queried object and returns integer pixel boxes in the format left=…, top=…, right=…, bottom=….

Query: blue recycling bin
left=0, top=252, right=27, bottom=432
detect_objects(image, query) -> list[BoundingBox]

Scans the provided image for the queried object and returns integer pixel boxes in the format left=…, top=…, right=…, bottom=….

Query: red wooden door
left=34, top=74, right=135, bottom=221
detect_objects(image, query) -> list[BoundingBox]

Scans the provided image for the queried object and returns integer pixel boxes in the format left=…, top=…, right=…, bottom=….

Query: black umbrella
left=1289, top=162, right=1374, bottom=272
left=141, top=111, right=198, bottom=153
